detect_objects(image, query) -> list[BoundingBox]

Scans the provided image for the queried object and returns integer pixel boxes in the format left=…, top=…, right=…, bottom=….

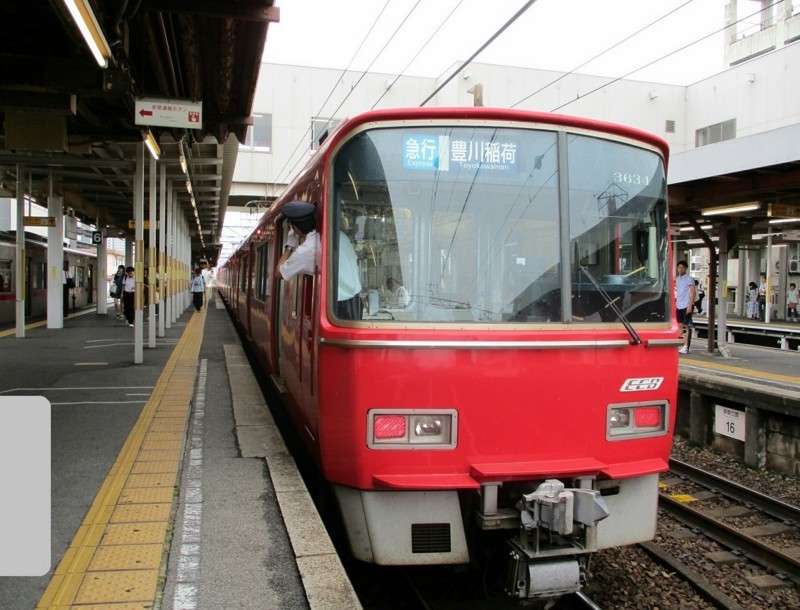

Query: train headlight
left=368, top=409, right=458, bottom=449
left=606, top=401, right=668, bottom=440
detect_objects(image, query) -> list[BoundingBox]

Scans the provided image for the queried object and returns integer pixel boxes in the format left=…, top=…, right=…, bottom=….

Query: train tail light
left=607, top=402, right=668, bottom=440
left=368, top=409, right=458, bottom=449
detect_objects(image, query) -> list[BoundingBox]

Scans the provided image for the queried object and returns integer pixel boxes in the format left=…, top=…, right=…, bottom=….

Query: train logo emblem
left=620, top=377, right=664, bottom=392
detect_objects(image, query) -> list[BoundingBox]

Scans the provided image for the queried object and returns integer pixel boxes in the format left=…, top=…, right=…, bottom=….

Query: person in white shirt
left=190, top=268, right=206, bottom=311
left=675, top=260, right=696, bottom=354
left=277, top=201, right=362, bottom=320
left=386, top=277, right=411, bottom=308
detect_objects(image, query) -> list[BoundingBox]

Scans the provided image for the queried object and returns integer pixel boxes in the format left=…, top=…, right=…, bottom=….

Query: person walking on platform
left=787, top=282, right=799, bottom=322
left=112, top=265, right=125, bottom=320
left=191, top=268, right=206, bottom=311
left=747, top=281, right=759, bottom=319
left=758, top=275, right=767, bottom=320
left=675, top=260, right=696, bottom=354
left=122, top=266, right=135, bottom=327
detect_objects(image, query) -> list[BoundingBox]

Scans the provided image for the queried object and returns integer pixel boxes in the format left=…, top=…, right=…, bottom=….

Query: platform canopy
left=0, top=1, right=279, bottom=266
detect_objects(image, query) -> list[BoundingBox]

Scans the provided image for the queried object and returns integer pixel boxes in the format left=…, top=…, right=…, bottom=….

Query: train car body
left=0, top=232, right=97, bottom=325
left=220, top=107, right=677, bottom=599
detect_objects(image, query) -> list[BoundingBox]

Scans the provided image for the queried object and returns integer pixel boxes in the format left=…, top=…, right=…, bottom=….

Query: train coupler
left=504, top=479, right=610, bottom=599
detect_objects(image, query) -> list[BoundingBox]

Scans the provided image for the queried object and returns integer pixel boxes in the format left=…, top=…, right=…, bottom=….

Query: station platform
left=0, top=290, right=360, bottom=609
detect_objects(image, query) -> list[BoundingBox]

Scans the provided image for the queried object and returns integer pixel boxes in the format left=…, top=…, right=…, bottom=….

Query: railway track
left=660, top=458, right=800, bottom=581
left=647, top=458, right=800, bottom=608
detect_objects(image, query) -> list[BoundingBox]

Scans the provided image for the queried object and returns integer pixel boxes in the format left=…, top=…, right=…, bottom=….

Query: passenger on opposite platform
left=787, top=282, right=799, bottom=322
left=675, top=260, right=696, bottom=354
left=694, top=279, right=705, bottom=315
left=123, top=266, right=136, bottom=327
left=746, top=281, right=759, bottom=319
left=758, top=275, right=767, bottom=320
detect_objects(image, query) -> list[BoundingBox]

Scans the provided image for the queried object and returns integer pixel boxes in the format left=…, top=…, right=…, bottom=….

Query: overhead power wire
left=371, top=0, right=465, bottom=109
left=510, top=0, right=694, bottom=108
left=269, top=1, right=391, bottom=192
left=549, top=0, right=785, bottom=113
left=275, top=0, right=424, bottom=190
left=419, top=0, right=539, bottom=107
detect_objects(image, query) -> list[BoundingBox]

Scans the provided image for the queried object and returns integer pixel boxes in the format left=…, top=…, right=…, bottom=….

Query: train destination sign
left=402, top=133, right=518, bottom=174
left=24, top=216, right=56, bottom=227
left=135, top=97, right=202, bottom=129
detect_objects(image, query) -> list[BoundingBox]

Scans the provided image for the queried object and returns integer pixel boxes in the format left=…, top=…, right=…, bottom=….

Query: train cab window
left=331, top=125, right=668, bottom=326
left=567, top=134, right=668, bottom=324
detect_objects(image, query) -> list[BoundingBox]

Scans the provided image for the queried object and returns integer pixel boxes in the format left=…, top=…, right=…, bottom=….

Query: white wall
left=232, top=42, right=799, bottom=195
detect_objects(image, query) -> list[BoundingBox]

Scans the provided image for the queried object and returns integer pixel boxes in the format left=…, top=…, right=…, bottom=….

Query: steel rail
left=669, top=458, right=800, bottom=524
left=659, top=494, right=800, bottom=581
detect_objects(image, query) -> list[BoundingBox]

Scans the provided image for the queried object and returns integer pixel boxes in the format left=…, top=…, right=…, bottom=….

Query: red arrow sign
left=139, top=109, right=153, bottom=117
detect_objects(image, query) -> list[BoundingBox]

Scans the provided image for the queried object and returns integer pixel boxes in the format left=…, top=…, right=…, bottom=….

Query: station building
left=227, top=1, right=800, bottom=320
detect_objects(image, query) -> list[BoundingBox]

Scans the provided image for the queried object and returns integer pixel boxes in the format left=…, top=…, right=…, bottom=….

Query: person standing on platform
left=787, top=282, right=799, bottom=322
left=122, top=266, right=136, bottom=327
left=746, top=281, right=759, bottom=319
left=675, top=260, right=696, bottom=354
left=758, top=275, right=767, bottom=320
left=190, top=268, right=206, bottom=311
left=694, top=279, right=705, bottom=315
left=62, top=262, right=74, bottom=317
left=112, top=264, right=125, bottom=319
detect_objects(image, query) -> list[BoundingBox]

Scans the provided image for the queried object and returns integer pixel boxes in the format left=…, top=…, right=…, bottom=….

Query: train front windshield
left=331, top=124, right=668, bottom=324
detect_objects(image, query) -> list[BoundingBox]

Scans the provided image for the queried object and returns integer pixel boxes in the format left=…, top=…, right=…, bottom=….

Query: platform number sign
left=714, top=405, right=745, bottom=441
left=92, top=231, right=102, bottom=244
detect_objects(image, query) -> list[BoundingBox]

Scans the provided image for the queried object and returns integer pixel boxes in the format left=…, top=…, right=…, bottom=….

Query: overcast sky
left=263, top=0, right=731, bottom=86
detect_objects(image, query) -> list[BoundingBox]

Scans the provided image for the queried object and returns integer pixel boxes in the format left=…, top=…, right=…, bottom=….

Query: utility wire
left=274, top=0, right=424, bottom=191
left=419, top=0, right=538, bottom=106
left=511, top=0, right=694, bottom=108
left=549, top=1, right=784, bottom=113
left=269, top=1, right=391, bottom=192
left=371, top=0, right=465, bottom=109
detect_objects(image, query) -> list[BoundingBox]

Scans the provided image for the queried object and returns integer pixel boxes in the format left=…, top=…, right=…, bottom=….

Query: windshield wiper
left=580, top=266, right=642, bottom=345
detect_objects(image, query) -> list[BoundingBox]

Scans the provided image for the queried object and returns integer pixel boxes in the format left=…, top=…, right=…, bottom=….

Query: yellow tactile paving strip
left=682, top=358, right=800, bottom=385
left=37, top=307, right=207, bottom=609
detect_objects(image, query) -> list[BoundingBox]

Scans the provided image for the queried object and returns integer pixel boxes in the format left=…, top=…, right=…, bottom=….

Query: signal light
left=374, top=415, right=406, bottom=439
left=634, top=407, right=662, bottom=428
left=607, top=402, right=668, bottom=440
left=368, top=409, right=458, bottom=449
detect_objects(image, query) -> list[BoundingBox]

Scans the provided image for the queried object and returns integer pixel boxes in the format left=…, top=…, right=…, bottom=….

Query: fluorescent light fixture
left=61, top=0, right=112, bottom=68
left=768, top=217, right=800, bottom=225
left=679, top=225, right=713, bottom=232
left=144, top=130, right=160, bottom=160
left=185, top=179, right=193, bottom=195
left=701, top=202, right=760, bottom=216
left=179, top=153, right=188, bottom=175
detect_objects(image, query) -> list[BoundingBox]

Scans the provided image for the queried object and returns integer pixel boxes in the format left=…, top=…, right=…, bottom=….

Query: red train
left=219, top=107, right=677, bottom=600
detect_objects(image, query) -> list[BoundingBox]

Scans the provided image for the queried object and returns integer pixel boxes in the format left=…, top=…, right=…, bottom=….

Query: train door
left=25, top=255, right=31, bottom=317
left=87, top=264, right=93, bottom=304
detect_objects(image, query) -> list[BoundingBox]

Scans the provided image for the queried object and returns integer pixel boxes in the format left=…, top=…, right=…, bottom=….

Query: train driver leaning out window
left=276, top=200, right=362, bottom=320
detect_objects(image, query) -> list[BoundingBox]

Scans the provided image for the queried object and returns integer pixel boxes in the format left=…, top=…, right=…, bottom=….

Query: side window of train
left=254, top=241, right=272, bottom=301
left=240, top=253, right=249, bottom=293
left=0, top=259, right=11, bottom=293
